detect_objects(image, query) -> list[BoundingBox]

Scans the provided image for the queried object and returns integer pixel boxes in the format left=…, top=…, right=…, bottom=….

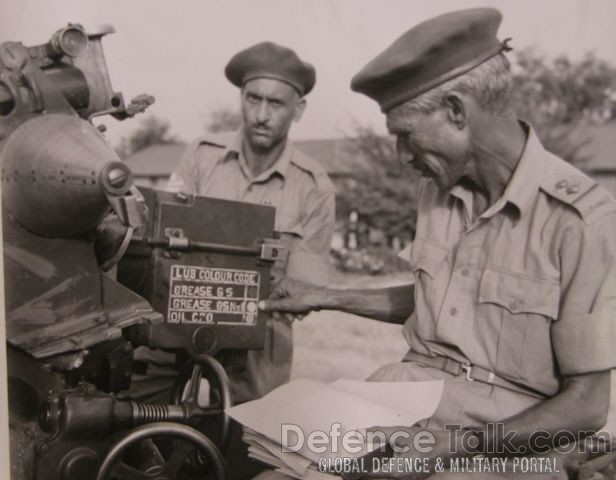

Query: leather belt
left=402, top=350, right=545, bottom=399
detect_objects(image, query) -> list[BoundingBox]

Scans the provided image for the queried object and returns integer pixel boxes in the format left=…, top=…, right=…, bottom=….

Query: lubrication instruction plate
left=167, top=265, right=260, bottom=325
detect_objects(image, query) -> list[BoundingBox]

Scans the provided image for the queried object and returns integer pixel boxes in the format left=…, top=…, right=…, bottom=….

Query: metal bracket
left=164, top=228, right=189, bottom=250
left=259, top=239, right=287, bottom=262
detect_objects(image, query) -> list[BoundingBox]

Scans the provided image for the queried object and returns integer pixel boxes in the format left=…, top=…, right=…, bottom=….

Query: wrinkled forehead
left=242, top=77, right=300, bottom=101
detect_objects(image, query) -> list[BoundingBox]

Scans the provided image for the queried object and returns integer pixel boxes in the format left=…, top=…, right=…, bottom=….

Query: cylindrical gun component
left=39, top=393, right=191, bottom=440
left=48, top=25, right=89, bottom=58
left=131, top=403, right=186, bottom=425
left=0, top=113, right=131, bottom=237
left=143, top=237, right=262, bottom=256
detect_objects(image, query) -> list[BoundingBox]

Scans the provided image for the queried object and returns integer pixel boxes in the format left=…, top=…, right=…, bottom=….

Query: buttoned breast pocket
left=478, top=268, right=560, bottom=382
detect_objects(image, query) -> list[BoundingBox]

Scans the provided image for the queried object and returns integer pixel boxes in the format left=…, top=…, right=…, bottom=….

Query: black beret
left=225, top=42, right=316, bottom=96
left=351, top=8, right=510, bottom=112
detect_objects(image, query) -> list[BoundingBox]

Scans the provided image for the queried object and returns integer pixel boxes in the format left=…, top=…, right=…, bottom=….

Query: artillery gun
left=1, top=24, right=282, bottom=480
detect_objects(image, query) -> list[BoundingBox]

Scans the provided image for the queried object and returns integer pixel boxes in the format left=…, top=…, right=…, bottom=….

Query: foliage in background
left=512, top=49, right=616, bottom=125
left=337, top=125, right=421, bottom=243
left=116, top=115, right=179, bottom=158
left=511, top=48, right=616, bottom=166
left=205, top=107, right=242, bottom=133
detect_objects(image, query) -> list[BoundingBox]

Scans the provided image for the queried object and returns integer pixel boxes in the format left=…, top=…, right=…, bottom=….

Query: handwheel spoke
left=197, top=405, right=223, bottom=416
left=184, top=364, right=203, bottom=403
left=140, top=438, right=166, bottom=465
left=112, top=461, right=155, bottom=480
left=164, top=441, right=196, bottom=475
left=169, top=356, right=232, bottom=455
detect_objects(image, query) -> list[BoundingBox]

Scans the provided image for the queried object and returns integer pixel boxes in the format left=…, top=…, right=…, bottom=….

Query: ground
left=291, top=271, right=409, bottom=382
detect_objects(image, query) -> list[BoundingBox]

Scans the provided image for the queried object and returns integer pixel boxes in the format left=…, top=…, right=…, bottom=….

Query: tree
left=338, top=124, right=421, bottom=243
left=204, top=107, right=242, bottom=133
left=511, top=48, right=616, bottom=165
left=116, top=115, right=178, bottom=158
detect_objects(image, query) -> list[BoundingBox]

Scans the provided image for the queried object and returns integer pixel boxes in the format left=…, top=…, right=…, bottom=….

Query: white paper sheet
left=227, top=378, right=444, bottom=468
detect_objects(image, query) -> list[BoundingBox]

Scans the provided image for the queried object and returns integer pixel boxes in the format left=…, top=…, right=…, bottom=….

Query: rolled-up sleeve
left=301, top=185, right=335, bottom=256
left=552, top=211, right=616, bottom=375
left=283, top=185, right=335, bottom=286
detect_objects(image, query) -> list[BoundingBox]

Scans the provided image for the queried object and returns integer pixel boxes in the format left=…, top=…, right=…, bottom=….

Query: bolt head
left=107, top=168, right=128, bottom=188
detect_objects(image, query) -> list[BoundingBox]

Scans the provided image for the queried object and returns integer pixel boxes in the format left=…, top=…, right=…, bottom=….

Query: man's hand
left=260, top=276, right=327, bottom=314
left=262, top=280, right=414, bottom=324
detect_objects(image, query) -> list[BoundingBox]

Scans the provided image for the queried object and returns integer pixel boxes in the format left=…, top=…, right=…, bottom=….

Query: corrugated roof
left=123, top=143, right=186, bottom=176
left=294, top=138, right=369, bottom=175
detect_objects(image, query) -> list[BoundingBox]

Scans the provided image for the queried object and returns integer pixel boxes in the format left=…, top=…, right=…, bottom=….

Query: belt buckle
left=461, top=363, right=475, bottom=382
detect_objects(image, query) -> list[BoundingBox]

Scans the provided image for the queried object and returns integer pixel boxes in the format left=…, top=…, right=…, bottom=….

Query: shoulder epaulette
left=195, top=131, right=236, bottom=149
left=290, top=147, right=334, bottom=193
left=540, top=154, right=616, bottom=224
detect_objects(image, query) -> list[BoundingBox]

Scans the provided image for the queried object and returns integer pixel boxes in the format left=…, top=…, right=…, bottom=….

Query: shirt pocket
left=478, top=268, right=559, bottom=319
left=478, top=267, right=560, bottom=383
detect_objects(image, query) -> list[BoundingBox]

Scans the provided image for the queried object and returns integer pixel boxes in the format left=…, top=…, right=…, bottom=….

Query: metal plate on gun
left=167, top=265, right=260, bottom=326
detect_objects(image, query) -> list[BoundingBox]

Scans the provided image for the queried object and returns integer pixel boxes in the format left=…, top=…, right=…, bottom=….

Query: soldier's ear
left=443, top=93, right=467, bottom=130
left=293, top=98, right=306, bottom=122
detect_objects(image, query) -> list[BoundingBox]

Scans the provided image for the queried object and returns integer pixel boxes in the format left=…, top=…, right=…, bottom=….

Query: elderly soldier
left=258, top=8, right=616, bottom=480
left=168, top=42, right=335, bottom=403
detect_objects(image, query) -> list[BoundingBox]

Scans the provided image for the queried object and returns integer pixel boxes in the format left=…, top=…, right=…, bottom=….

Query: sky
left=2, top=0, right=616, bottom=148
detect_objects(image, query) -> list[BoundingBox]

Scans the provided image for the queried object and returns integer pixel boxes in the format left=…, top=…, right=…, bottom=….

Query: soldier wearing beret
left=258, top=8, right=616, bottom=479
left=166, top=42, right=335, bottom=479
left=168, top=41, right=335, bottom=407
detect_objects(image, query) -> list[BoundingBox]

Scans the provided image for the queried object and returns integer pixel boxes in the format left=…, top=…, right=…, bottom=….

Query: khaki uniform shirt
left=401, top=125, right=616, bottom=398
left=167, top=131, right=335, bottom=402
left=168, top=131, right=335, bottom=257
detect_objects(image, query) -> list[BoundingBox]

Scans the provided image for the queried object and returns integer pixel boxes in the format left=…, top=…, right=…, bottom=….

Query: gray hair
left=400, top=53, right=512, bottom=115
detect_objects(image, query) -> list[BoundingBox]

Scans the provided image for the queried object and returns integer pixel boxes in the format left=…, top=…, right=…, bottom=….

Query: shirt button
left=450, top=307, right=458, bottom=316
left=509, top=300, right=522, bottom=310
left=566, top=185, right=579, bottom=195
left=460, top=268, right=469, bottom=277
left=555, top=180, right=568, bottom=189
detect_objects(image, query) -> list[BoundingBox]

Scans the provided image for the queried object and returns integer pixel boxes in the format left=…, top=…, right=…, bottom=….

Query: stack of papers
left=226, top=378, right=444, bottom=479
